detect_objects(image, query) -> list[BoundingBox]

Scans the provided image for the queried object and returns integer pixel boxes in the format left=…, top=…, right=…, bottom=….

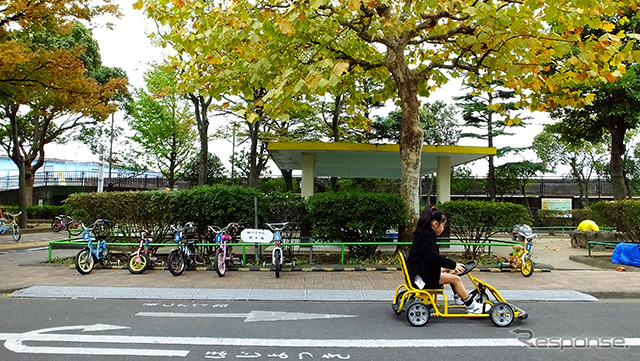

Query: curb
left=569, top=255, right=640, bottom=272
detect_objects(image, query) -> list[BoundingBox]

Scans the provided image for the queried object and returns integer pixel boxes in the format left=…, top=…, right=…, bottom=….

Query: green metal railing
left=48, top=235, right=522, bottom=265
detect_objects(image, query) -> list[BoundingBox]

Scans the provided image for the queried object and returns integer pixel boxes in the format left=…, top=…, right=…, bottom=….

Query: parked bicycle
left=167, top=223, right=203, bottom=276
left=75, top=219, right=111, bottom=275
left=0, top=211, right=21, bottom=242
left=210, top=223, right=240, bottom=277
left=266, top=222, right=290, bottom=278
left=498, top=224, right=538, bottom=277
left=127, top=225, right=155, bottom=274
left=51, top=215, right=82, bottom=236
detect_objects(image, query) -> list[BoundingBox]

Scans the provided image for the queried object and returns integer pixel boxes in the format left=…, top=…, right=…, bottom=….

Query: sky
left=46, top=0, right=554, bottom=178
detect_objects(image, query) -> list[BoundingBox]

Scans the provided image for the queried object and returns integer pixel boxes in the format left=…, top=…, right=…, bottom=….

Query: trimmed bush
left=174, top=185, right=269, bottom=230
left=307, top=192, right=407, bottom=259
left=590, top=200, right=640, bottom=242
left=439, top=200, right=533, bottom=258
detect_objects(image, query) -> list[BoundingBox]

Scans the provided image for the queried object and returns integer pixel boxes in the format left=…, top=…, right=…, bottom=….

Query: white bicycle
left=266, top=222, right=290, bottom=278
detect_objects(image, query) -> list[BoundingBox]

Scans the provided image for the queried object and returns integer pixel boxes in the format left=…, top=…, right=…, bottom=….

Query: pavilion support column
left=301, top=152, right=315, bottom=198
left=436, top=155, right=451, bottom=204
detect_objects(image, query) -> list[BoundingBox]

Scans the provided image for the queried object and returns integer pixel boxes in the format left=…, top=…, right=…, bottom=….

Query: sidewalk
left=1, top=230, right=639, bottom=300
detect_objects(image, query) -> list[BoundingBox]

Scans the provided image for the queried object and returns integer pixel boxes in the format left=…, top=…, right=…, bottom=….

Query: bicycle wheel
left=168, top=249, right=186, bottom=276
left=51, top=219, right=62, bottom=232
left=75, top=248, right=95, bottom=275
left=521, top=257, right=534, bottom=277
left=67, top=220, right=82, bottom=236
left=215, top=248, right=226, bottom=277
left=12, top=223, right=20, bottom=242
left=274, top=248, right=282, bottom=278
left=128, top=253, right=150, bottom=274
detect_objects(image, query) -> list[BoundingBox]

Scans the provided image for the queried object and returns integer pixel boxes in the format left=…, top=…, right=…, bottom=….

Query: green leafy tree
left=532, top=129, right=607, bottom=207
left=127, top=67, right=198, bottom=188
left=494, top=161, right=546, bottom=211
left=546, top=8, right=640, bottom=200
left=137, top=0, right=638, bottom=242
left=180, top=152, right=228, bottom=186
left=451, top=165, right=476, bottom=200
left=0, top=18, right=127, bottom=226
left=370, top=101, right=460, bottom=145
left=455, top=83, right=527, bottom=200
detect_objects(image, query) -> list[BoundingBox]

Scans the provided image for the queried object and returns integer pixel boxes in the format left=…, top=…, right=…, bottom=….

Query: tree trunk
left=487, top=155, right=496, bottom=201
left=189, top=94, right=211, bottom=186
left=281, top=169, right=293, bottom=192
left=487, top=97, right=496, bottom=201
left=609, top=121, right=627, bottom=200
left=17, top=164, right=30, bottom=228
left=248, top=120, right=260, bottom=188
left=329, top=93, right=342, bottom=192
left=387, top=48, right=422, bottom=244
left=248, top=88, right=268, bottom=189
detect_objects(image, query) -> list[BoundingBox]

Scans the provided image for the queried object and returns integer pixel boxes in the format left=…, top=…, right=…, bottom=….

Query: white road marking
left=1, top=324, right=188, bottom=357
left=135, top=310, right=359, bottom=322
left=1, top=324, right=639, bottom=357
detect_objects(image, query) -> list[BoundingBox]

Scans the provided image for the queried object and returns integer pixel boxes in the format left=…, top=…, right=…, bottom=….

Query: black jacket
left=408, top=227, right=457, bottom=287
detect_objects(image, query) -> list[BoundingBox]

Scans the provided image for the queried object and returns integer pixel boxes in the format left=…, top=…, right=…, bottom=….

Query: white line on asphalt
left=2, top=332, right=640, bottom=349
left=135, top=311, right=359, bottom=322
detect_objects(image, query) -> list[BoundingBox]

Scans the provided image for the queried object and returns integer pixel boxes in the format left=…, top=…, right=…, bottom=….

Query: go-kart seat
left=399, top=251, right=444, bottom=293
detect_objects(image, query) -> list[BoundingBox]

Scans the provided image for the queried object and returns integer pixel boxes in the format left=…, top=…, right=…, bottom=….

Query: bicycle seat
left=0, top=218, right=5, bottom=222
left=222, top=235, right=231, bottom=241
left=512, top=245, right=523, bottom=251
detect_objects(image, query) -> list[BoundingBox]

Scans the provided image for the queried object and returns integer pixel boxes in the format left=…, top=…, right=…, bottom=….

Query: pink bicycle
left=210, top=223, right=240, bottom=277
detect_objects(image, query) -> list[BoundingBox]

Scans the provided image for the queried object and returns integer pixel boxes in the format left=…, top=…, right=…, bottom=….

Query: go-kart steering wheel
left=455, top=260, right=478, bottom=276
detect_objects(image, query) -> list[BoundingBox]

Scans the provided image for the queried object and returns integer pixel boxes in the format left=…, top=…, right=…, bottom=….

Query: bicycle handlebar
left=208, top=222, right=238, bottom=234
left=81, top=219, right=110, bottom=231
left=266, top=222, right=290, bottom=232
left=7, top=211, right=22, bottom=218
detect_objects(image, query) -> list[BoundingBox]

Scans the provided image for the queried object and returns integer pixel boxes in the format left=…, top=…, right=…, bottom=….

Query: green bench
left=587, top=240, right=623, bottom=256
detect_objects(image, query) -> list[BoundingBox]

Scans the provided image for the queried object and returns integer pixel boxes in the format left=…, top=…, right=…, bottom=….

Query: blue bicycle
left=75, top=219, right=111, bottom=275
left=0, top=211, right=21, bottom=242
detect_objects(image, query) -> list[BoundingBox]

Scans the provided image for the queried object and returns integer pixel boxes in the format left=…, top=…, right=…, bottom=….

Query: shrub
left=174, top=185, right=269, bottom=229
left=307, top=192, right=407, bottom=259
left=439, top=200, right=533, bottom=259
left=536, top=209, right=573, bottom=227
left=64, top=191, right=179, bottom=242
left=589, top=200, right=640, bottom=242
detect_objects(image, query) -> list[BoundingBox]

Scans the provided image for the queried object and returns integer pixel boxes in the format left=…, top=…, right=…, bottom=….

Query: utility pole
left=108, top=112, right=115, bottom=189
left=97, top=145, right=105, bottom=193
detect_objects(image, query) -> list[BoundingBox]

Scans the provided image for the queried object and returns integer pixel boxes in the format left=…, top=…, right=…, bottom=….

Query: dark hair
left=413, top=205, right=447, bottom=237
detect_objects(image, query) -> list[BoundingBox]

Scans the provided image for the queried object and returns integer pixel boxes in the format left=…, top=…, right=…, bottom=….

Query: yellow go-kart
left=392, top=251, right=528, bottom=327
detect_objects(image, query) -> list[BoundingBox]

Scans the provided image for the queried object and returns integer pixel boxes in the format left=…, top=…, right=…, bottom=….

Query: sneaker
left=465, top=299, right=483, bottom=314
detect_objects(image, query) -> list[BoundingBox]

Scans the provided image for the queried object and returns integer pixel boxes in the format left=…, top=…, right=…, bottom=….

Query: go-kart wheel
left=456, top=260, right=478, bottom=276
left=392, top=290, right=406, bottom=315
left=521, top=257, right=534, bottom=277
left=489, top=302, right=514, bottom=327
left=406, top=301, right=430, bottom=327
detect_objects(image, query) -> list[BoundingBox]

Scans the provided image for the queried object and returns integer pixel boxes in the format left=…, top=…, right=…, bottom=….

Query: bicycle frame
left=210, top=223, right=238, bottom=277
left=266, top=222, right=290, bottom=278
left=132, top=228, right=152, bottom=261
left=83, top=230, right=108, bottom=260
left=0, top=212, right=20, bottom=233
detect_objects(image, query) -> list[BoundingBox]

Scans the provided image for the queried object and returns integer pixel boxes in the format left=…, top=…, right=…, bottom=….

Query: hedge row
left=63, top=186, right=407, bottom=255
left=0, top=205, right=67, bottom=219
